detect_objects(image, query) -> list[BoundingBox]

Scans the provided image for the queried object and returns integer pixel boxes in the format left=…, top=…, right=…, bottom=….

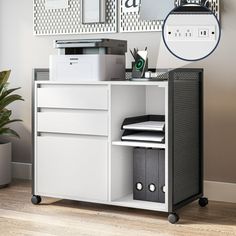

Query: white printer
left=50, top=39, right=127, bottom=82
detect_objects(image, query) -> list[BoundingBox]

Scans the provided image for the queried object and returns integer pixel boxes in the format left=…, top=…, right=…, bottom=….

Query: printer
left=50, top=39, right=127, bottom=82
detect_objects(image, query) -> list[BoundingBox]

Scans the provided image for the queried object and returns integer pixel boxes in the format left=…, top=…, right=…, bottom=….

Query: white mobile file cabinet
left=32, top=68, right=208, bottom=224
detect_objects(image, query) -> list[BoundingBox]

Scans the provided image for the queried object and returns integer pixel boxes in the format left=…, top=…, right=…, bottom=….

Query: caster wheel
left=31, top=195, right=42, bottom=205
left=168, top=213, right=180, bottom=224
left=199, top=197, right=208, bottom=207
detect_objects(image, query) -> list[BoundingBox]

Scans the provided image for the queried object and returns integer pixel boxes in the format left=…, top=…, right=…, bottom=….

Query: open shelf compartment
left=111, top=194, right=167, bottom=212
left=109, top=84, right=169, bottom=211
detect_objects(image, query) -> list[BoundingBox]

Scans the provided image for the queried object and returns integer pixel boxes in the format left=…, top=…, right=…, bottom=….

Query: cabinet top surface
left=35, top=80, right=168, bottom=87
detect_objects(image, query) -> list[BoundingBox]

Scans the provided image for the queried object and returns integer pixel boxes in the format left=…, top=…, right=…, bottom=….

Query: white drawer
left=37, top=110, right=108, bottom=136
left=35, top=136, right=108, bottom=202
left=37, top=85, right=108, bottom=110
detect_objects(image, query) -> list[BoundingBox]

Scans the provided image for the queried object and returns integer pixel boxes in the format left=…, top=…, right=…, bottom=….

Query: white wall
left=0, top=0, right=236, bottom=183
left=189, top=1, right=236, bottom=183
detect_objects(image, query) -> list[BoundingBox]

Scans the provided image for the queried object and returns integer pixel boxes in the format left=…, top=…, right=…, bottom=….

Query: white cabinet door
left=35, top=136, right=108, bottom=202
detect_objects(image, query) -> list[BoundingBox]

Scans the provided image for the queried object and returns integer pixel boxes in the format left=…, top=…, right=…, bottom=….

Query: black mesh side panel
left=173, top=72, right=199, bottom=81
left=173, top=74, right=201, bottom=205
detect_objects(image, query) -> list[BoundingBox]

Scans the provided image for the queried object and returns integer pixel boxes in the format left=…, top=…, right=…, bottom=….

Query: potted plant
left=0, top=70, right=23, bottom=188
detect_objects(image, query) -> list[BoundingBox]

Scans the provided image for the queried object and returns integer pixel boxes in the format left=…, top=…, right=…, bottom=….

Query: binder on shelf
left=133, top=148, right=146, bottom=201
left=146, top=149, right=159, bottom=202
left=158, top=150, right=165, bottom=203
left=121, top=115, right=165, bottom=143
left=133, top=148, right=165, bottom=203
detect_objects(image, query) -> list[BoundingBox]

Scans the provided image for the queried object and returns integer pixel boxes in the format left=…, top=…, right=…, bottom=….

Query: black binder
left=133, top=148, right=165, bottom=203
left=159, top=150, right=165, bottom=203
left=146, top=149, right=159, bottom=202
left=133, top=148, right=146, bottom=201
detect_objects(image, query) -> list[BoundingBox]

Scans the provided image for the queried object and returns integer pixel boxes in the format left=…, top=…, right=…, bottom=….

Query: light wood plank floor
left=0, top=180, right=235, bottom=236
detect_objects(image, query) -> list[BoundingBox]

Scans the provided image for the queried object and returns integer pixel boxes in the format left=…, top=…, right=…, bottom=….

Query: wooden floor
left=0, top=181, right=235, bottom=236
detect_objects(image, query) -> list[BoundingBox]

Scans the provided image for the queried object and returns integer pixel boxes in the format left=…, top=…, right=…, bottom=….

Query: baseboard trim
left=11, top=162, right=236, bottom=203
left=12, top=162, right=32, bottom=180
left=204, top=181, right=236, bottom=204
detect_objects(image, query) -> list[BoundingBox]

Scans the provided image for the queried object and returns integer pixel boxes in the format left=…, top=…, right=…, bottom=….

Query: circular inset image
left=162, top=4, right=221, bottom=61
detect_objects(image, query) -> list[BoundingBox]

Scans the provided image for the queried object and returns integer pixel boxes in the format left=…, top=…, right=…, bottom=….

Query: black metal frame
left=168, top=68, right=204, bottom=213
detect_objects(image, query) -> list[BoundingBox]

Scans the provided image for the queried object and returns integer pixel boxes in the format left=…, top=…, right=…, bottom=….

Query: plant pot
left=0, top=142, right=12, bottom=188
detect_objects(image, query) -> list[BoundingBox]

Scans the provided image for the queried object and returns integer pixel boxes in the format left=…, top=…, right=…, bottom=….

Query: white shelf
left=111, top=194, right=167, bottom=212
left=112, top=141, right=166, bottom=149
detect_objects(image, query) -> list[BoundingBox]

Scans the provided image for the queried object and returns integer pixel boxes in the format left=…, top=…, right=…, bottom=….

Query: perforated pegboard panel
left=119, top=0, right=163, bottom=33
left=175, top=0, right=220, bottom=20
left=33, top=0, right=117, bottom=35
left=209, top=0, right=220, bottom=20
left=120, top=0, right=220, bottom=33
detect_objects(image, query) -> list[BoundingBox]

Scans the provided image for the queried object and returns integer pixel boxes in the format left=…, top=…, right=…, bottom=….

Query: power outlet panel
left=167, top=26, right=216, bottom=41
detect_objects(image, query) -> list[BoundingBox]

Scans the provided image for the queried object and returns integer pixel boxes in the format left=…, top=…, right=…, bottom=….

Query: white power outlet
left=167, top=25, right=216, bottom=41
left=167, top=27, right=193, bottom=39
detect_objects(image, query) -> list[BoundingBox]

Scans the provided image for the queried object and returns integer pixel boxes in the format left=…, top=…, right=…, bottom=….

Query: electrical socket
left=167, top=25, right=216, bottom=41
left=167, top=27, right=193, bottom=39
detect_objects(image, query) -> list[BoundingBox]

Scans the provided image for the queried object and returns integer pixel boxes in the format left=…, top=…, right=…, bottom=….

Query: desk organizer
left=121, top=115, right=165, bottom=143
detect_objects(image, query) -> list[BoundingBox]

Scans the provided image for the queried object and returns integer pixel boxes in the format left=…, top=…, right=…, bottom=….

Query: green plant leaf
left=0, top=87, right=21, bottom=101
left=0, top=71, right=11, bottom=98
left=0, top=70, right=23, bottom=139
left=0, top=112, right=11, bottom=130
left=0, top=94, right=24, bottom=111
left=0, top=84, right=8, bottom=97
left=0, top=127, right=20, bottom=138
left=0, top=110, right=11, bottom=121
left=0, top=119, right=22, bottom=129
left=0, top=70, right=11, bottom=84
